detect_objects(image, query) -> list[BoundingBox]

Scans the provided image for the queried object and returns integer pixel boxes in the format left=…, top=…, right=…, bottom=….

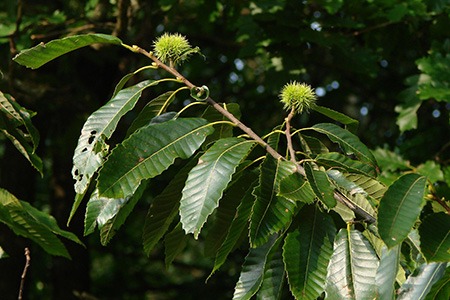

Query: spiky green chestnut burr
left=153, top=33, right=200, bottom=67
left=279, top=81, right=317, bottom=114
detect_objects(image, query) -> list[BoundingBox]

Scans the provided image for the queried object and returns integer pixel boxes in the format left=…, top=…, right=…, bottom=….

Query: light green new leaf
left=306, top=123, right=377, bottom=167
left=164, top=222, right=188, bottom=267
left=0, top=188, right=83, bottom=258
left=311, top=105, right=359, bottom=133
left=13, top=33, right=122, bottom=69
left=257, top=239, right=285, bottom=300
left=304, top=163, right=336, bottom=208
left=99, top=181, right=148, bottom=245
left=372, top=147, right=411, bottom=172
left=398, top=262, right=447, bottom=300
left=376, top=245, right=401, bottom=300
left=278, top=172, right=315, bottom=204
left=233, top=235, right=280, bottom=300
left=97, top=118, right=214, bottom=199
left=72, top=80, right=158, bottom=195
left=209, top=178, right=257, bottom=278
left=325, top=228, right=379, bottom=300
left=283, top=205, right=336, bottom=300
left=419, top=212, right=450, bottom=262
left=142, top=159, right=197, bottom=256
left=180, top=137, right=255, bottom=238
left=378, top=173, right=426, bottom=248
left=316, top=152, right=377, bottom=178
left=425, top=266, right=450, bottom=300
left=249, top=157, right=297, bottom=247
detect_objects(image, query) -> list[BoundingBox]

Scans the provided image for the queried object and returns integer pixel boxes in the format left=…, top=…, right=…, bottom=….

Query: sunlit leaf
left=72, top=80, right=159, bottom=195
left=316, top=152, right=376, bottom=177
left=376, top=245, right=400, bottom=300
left=325, top=228, right=379, bottom=300
left=419, top=212, right=450, bottom=262
left=97, top=118, right=214, bottom=199
left=283, top=205, right=335, bottom=299
left=372, top=148, right=411, bottom=172
left=249, top=157, right=297, bottom=247
left=398, top=262, right=447, bottom=300
left=378, top=174, right=426, bottom=248
left=13, top=33, right=122, bottom=69
left=180, top=138, right=255, bottom=238
left=233, top=235, right=280, bottom=300
left=425, top=266, right=450, bottom=300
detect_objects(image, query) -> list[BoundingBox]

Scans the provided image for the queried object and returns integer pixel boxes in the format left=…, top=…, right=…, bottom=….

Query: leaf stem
left=285, top=108, right=297, bottom=164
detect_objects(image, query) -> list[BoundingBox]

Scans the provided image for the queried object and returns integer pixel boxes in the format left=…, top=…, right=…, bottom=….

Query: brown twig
left=129, top=44, right=375, bottom=223
left=18, top=247, right=31, bottom=300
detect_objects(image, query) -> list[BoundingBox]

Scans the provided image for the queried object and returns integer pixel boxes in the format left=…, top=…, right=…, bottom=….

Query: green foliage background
left=0, top=0, right=449, bottom=299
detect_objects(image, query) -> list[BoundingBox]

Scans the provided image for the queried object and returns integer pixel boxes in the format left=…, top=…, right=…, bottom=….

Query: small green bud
left=153, top=33, right=200, bottom=66
left=279, top=81, right=317, bottom=114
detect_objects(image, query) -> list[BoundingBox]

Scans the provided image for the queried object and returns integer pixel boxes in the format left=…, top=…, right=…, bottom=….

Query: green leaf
left=398, top=262, right=447, bottom=300
left=97, top=118, right=214, bottom=199
left=164, top=222, right=188, bottom=267
left=299, top=134, right=329, bottom=155
left=279, top=172, right=315, bottom=204
left=425, top=266, right=450, bottom=300
left=311, top=105, right=359, bottom=133
left=205, top=171, right=258, bottom=258
left=201, top=103, right=241, bottom=146
left=233, top=235, right=280, bottom=300
left=0, top=91, right=43, bottom=174
left=180, top=137, right=255, bottom=238
left=395, top=100, right=421, bottom=132
left=0, top=188, right=83, bottom=258
left=378, top=174, right=426, bottom=248
left=304, top=163, right=336, bottom=208
left=72, top=80, right=159, bottom=195
left=316, top=152, right=377, bottom=178
left=13, top=33, right=122, bottom=69
left=325, top=228, right=379, bottom=300
left=256, top=239, right=285, bottom=300
left=126, top=91, right=178, bottom=136
left=416, top=161, right=444, bottom=183
left=305, top=123, right=377, bottom=167
left=249, top=157, right=297, bottom=247
left=416, top=53, right=450, bottom=102
left=208, top=177, right=257, bottom=278
left=142, top=159, right=196, bottom=256
left=419, top=212, right=450, bottom=262
left=376, top=245, right=401, bottom=300
left=99, top=181, right=148, bottom=245
left=283, top=205, right=336, bottom=300
left=0, top=246, right=8, bottom=259
left=372, top=147, right=411, bottom=172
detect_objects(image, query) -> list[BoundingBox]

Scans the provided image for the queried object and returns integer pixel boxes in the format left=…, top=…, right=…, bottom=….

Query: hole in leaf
left=74, top=169, right=79, bottom=176
left=82, top=148, right=88, bottom=152
left=90, top=130, right=97, bottom=135
left=88, top=135, right=95, bottom=144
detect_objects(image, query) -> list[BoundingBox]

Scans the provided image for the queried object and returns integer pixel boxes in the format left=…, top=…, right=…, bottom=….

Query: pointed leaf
left=257, top=239, right=285, bottom=300
left=378, top=174, right=426, bottom=248
left=419, top=212, right=450, bottom=262
left=304, top=163, right=336, bottom=208
left=299, top=134, right=329, bottom=155
left=13, top=33, right=122, bottom=69
left=306, top=123, right=377, bottom=167
left=97, top=118, right=214, bottom=198
left=99, top=181, right=148, bottom=245
left=325, top=228, right=379, bottom=300
left=209, top=178, right=257, bottom=277
left=316, top=152, right=377, bottom=177
left=249, top=157, right=297, bottom=247
left=180, top=138, right=254, bottom=238
left=312, top=105, right=359, bottom=133
left=164, top=222, right=187, bottom=267
left=142, top=159, right=196, bottom=255
left=278, top=172, right=315, bottom=204
left=398, top=262, right=447, bottom=300
left=0, top=188, right=82, bottom=258
left=72, top=80, right=158, bottom=195
left=283, top=205, right=336, bottom=300
left=233, top=235, right=279, bottom=300
left=376, top=245, right=401, bottom=300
